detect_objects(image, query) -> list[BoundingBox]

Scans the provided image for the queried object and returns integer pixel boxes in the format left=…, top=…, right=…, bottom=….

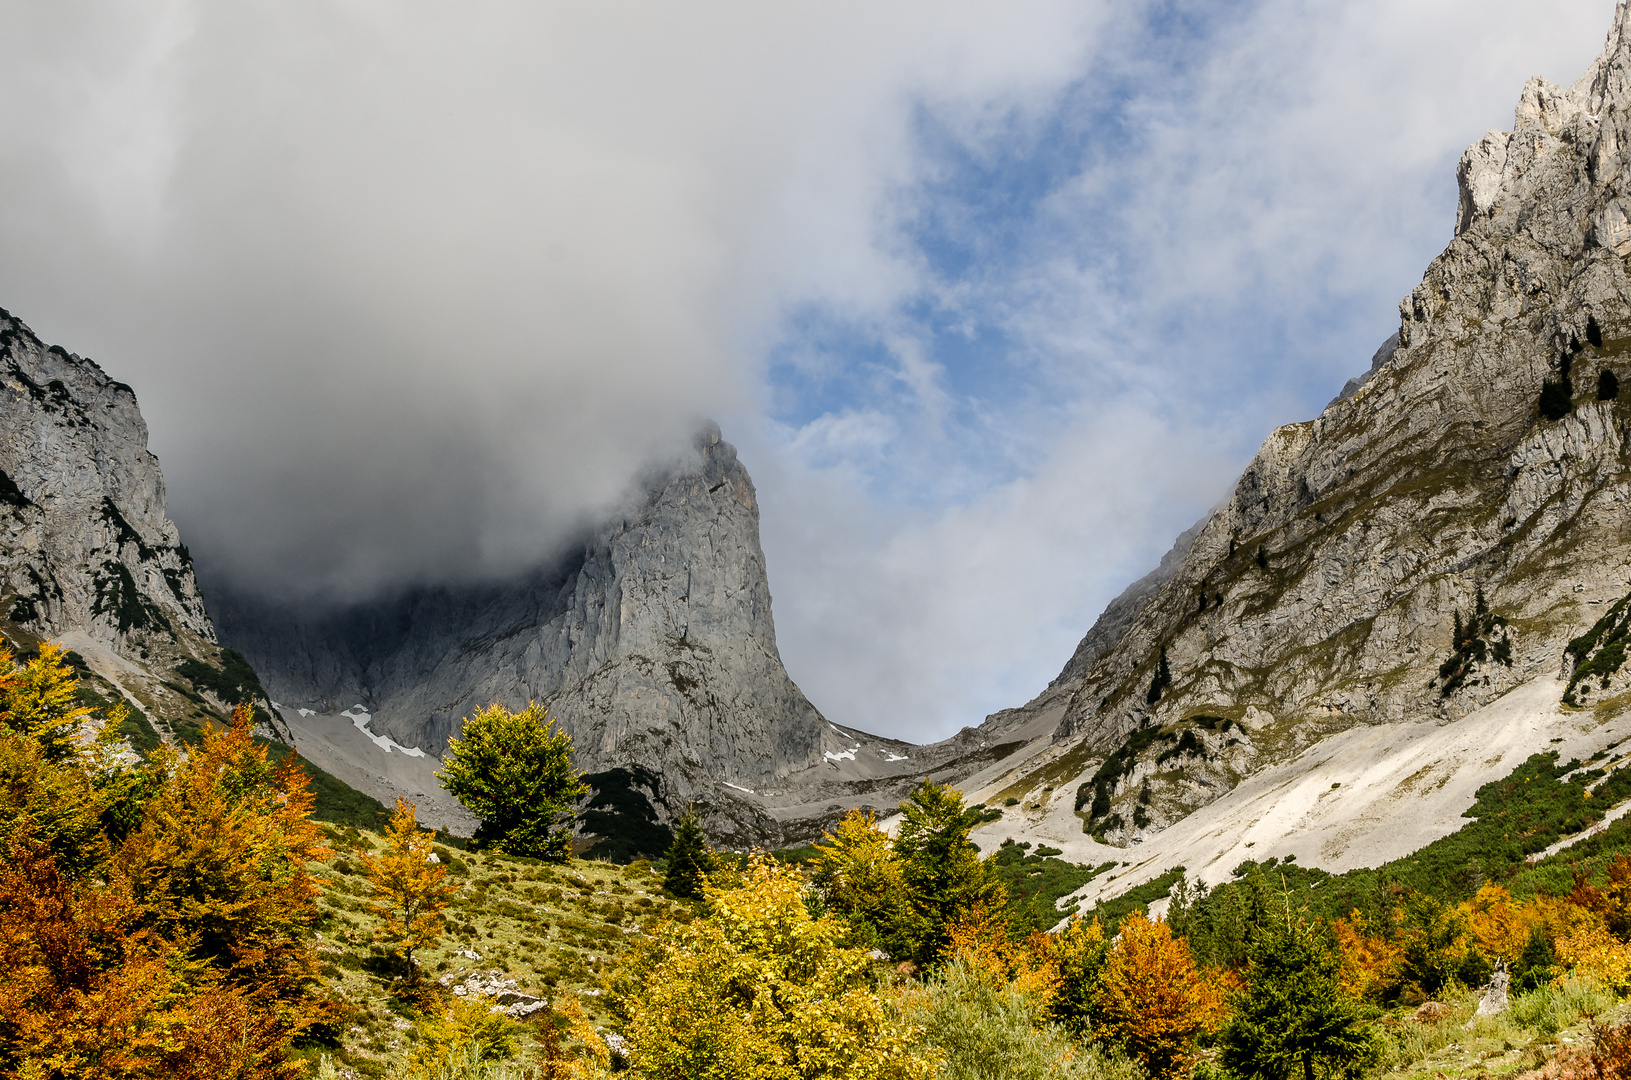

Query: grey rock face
left=0, top=309, right=228, bottom=730
left=216, top=426, right=832, bottom=842
left=983, top=2, right=1631, bottom=840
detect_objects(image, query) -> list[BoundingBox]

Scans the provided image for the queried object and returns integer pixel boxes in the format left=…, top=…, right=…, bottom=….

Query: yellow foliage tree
left=1555, top=920, right=1631, bottom=991
left=1331, top=911, right=1404, bottom=1003
left=0, top=643, right=100, bottom=762
left=362, top=797, right=457, bottom=976
left=943, top=900, right=1060, bottom=1004
left=1093, top=912, right=1225, bottom=1080
left=607, top=855, right=937, bottom=1080
left=114, top=704, right=327, bottom=1004
left=812, top=809, right=917, bottom=958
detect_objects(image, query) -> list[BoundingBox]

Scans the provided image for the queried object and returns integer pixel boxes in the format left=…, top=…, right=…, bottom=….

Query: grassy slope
left=306, top=832, right=681, bottom=1077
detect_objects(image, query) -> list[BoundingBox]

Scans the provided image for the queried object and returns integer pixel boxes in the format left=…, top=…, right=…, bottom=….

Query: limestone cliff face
left=215, top=427, right=831, bottom=840
left=0, top=308, right=244, bottom=736
left=982, top=3, right=1631, bottom=843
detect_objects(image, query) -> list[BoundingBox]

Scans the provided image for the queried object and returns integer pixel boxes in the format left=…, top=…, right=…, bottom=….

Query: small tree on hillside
left=662, top=806, right=714, bottom=900
left=1094, top=911, right=1224, bottom=1080
left=437, top=702, right=587, bottom=860
left=1219, top=914, right=1377, bottom=1080
left=1600, top=368, right=1621, bottom=402
left=362, top=798, right=456, bottom=977
left=894, top=780, right=1005, bottom=964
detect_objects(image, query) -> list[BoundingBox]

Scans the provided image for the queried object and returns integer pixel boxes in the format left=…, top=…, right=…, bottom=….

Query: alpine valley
left=10, top=0, right=1631, bottom=933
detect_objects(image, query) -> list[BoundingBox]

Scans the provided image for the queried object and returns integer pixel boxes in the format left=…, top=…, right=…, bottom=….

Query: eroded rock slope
left=969, top=4, right=1631, bottom=848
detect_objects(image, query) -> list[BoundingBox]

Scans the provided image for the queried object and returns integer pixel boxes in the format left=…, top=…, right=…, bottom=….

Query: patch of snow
left=884, top=752, right=909, bottom=762
left=723, top=781, right=756, bottom=794
left=825, top=747, right=859, bottom=763
left=297, top=708, right=315, bottom=717
left=342, top=705, right=427, bottom=758
left=830, top=724, right=845, bottom=735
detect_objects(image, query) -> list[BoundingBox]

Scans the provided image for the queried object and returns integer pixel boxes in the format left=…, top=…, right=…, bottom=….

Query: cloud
left=0, top=0, right=1107, bottom=601
left=742, top=0, right=1617, bottom=740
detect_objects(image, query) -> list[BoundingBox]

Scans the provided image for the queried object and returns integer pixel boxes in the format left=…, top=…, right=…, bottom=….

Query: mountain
left=949, top=4, right=1631, bottom=900
left=0, top=309, right=279, bottom=737
left=213, top=426, right=873, bottom=845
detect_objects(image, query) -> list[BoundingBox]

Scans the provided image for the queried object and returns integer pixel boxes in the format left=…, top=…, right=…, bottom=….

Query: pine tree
left=1600, top=368, right=1621, bottom=401
left=893, top=780, right=1005, bottom=964
left=1219, top=913, right=1376, bottom=1080
left=362, top=798, right=456, bottom=977
left=662, top=806, right=714, bottom=900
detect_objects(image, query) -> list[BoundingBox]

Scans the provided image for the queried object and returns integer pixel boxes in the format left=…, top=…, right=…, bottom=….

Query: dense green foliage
left=661, top=807, right=713, bottom=899
left=175, top=647, right=269, bottom=706
left=1218, top=917, right=1376, bottom=1080
left=987, top=841, right=1111, bottom=933
left=1564, top=587, right=1631, bottom=706
left=438, top=702, right=588, bottom=860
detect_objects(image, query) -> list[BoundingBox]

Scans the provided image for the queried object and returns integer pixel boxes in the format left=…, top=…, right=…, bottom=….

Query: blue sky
left=0, top=0, right=1617, bottom=742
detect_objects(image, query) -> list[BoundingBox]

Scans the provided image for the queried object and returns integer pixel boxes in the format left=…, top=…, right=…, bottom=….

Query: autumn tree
left=1093, top=912, right=1224, bottom=1080
left=1219, top=917, right=1377, bottom=1080
left=893, top=781, right=1005, bottom=964
left=0, top=643, right=100, bottom=762
left=1046, top=914, right=1112, bottom=1037
left=662, top=806, right=715, bottom=900
left=362, top=798, right=457, bottom=977
left=812, top=808, right=917, bottom=957
left=438, top=702, right=588, bottom=860
left=607, top=856, right=935, bottom=1080
left=0, top=650, right=320, bottom=1076
left=114, top=704, right=327, bottom=1005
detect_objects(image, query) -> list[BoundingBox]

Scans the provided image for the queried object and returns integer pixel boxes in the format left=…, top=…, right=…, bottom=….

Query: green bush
left=904, top=958, right=1142, bottom=1080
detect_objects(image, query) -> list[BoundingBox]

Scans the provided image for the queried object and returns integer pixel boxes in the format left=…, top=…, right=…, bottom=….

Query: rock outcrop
left=214, top=426, right=838, bottom=844
left=971, top=2, right=1631, bottom=845
left=0, top=308, right=243, bottom=736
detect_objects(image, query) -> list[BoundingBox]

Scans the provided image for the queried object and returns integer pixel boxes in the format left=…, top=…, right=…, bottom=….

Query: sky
left=0, top=0, right=1617, bottom=743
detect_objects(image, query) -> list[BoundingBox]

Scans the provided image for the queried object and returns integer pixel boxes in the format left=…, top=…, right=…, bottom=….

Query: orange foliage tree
left=114, top=705, right=327, bottom=1003
left=1093, top=912, right=1226, bottom=1080
left=0, top=639, right=329, bottom=1077
left=363, top=797, right=457, bottom=976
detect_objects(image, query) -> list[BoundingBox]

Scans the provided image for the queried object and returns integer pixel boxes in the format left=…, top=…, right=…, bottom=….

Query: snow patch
left=884, top=752, right=909, bottom=762
left=824, top=747, right=859, bottom=763
left=341, top=705, right=427, bottom=758
left=723, top=781, right=756, bottom=795
left=297, top=708, right=315, bottom=717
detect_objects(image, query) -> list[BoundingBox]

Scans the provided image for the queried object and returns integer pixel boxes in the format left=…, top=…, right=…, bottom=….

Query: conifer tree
left=438, top=702, right=587, bottom=860
left=362, top=798, right=456, bottom=977
left=1218, top=914, right=1376, bottom=1080
left=1600, top=368, right=1621, bottom=401
left=662, top=806, right=714, bottom=900
left=894, top=780, right=1005, bottom=964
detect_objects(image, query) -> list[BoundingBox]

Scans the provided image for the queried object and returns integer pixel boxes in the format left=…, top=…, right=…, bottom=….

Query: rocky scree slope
left=0, top=307, right=279, bottom=742
left=967, top=4, right=1631, bottom=849
left=214, top=427, right=851, bottom=847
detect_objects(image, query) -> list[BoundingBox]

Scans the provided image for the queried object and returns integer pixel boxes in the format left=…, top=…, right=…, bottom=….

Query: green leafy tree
left=662, top=806, right=715, bottom=900
left=437, top=702, right=587, bottom=860
left=1218, top=915, right=1376, bottom=1080
left=893, top=781, right=1004, bottom=964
